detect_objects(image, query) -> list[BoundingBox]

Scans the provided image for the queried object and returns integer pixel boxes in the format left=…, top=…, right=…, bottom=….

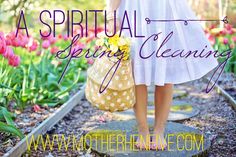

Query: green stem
left=54, top=69, right=81, bottom=98
left=0, top=57, right=4, bottom=73
left=0, top=83, right=19, bottom=92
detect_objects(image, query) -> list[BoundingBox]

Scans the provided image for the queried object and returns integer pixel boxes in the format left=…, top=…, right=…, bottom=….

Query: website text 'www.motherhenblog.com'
left=26, top=131, right=205, bottom=152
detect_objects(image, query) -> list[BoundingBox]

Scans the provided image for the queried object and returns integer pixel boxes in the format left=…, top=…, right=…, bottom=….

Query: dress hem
left=133, top=62, right=219, bottom=86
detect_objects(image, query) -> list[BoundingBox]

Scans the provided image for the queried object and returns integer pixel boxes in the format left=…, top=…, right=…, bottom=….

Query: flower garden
left=205, top=24, right=236, bottom=73
left=0, top=0, right=235, bottom=156
left=0, top=28, right=98, bottom=149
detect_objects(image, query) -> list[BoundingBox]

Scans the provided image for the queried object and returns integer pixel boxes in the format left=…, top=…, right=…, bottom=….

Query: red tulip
left=32, top=104, right=41, bottom=112
left=0, top=32, right=6, bottom=55
left=28, top=38, right=39, bottom=52
left=8, top=54, right=20, bottom=67
left=50, top=46, right=59, bottom=54
left=219, top=30, right=227, bottom=36
left=58, top=34, right=63, bottom=39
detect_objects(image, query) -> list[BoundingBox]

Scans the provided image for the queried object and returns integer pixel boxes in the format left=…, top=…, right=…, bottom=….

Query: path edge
left=203, top=77, right=236, bottom=110
left=3, top=85, right=86, bottom=157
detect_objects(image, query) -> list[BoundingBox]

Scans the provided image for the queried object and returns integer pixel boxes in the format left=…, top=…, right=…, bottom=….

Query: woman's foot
left=150, top=131, right=167, bottom=151
left=134, top=132, right=151, bottom=150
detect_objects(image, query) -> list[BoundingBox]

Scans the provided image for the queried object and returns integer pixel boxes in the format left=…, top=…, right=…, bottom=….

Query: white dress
left=116, top=0, right=219, bottom=86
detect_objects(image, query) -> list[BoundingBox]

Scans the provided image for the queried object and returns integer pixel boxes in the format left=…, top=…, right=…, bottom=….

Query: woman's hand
left=107, top=18, right=121, bottom=34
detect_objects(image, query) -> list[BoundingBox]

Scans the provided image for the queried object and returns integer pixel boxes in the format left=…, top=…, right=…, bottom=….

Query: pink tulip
left=41, top=31, right=50, bottom=40
left=232, top=37, right=236, bottom=43
left=0, top=32, right=6, bottom=55
left=8, top=55, right=20, bottom=67
left=87, top=58, right=94, bottom=65
left=71, top=45, right=82, bottom=56
left=77, top=43, right=86, bottom=49
left=98, top=116, right=106, bottom=123
left=41, top=31, right=57, bottom=44
left=50, top=46, right=59, bottom=54
left=36, top=51, right=42, bottom=56
left=29, top=40, right=38, bottom=52
left=230, top=44, right=235, bottom=49
left=228, top=29, right=234, bottom=35
left=42, top=40, right=50, bottom=49
left=3, top=46, right=14, bottom=59
left=204, top=30, right=209, bottom=34
left=63, top=35, right=69, bottom=41
left=223, top=38, right=229, bottom=45
left=18, top=34, right=29, bottom=48
left=208, top=34, right=216, bottom=45
left=5, top=31, right=21, bottom=47
left=5, top=32, right=14, bottom=46
left=86, top=34, right=94, bottom=43
left=225, top=24, right=232, bottom=31
left=220, top=30, right=227, bottom=36
left=48, top=36, right=57, bottom=44
left=209, top=24, right=216, bottom=30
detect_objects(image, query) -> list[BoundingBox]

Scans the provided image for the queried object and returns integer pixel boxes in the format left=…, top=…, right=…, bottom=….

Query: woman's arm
left=106, top=0, right=121, bottom=33
left=106, top=0, right=121, bottom=15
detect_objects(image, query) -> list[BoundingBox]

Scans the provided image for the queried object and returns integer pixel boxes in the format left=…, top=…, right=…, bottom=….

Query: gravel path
left=22, top=76, right=236, bottom=157
left=176, top=79, right=236, bottom=157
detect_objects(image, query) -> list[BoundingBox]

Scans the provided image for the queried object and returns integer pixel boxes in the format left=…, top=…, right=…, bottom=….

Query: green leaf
left=0, top=122, right=24, bottom=139
left=1, top=107, right=15, bottom=126
left=0, top=110, right=4, bottom=121
left=54, top=69, right=81, bottom=98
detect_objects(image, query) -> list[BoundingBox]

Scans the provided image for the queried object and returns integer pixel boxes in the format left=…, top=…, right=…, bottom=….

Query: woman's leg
left=133, top=85, right=150, bottom=149
left=151, top=84, right=173, bottom=150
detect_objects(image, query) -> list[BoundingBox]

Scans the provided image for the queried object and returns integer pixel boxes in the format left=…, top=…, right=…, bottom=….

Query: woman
left=106, top=0, right=219, bottom=150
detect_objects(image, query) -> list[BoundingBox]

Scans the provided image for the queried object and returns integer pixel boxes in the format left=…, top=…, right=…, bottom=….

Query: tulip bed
left=0, top=29, right=97, bottom=141
left=205, top=24, right=236, bottom=74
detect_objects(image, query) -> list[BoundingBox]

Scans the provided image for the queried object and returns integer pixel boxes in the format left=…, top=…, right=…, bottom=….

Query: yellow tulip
left=96, top=39, right=104, bottom=46
left=110, top=45, right=119, bottom=53
left=97, top=31, right=106, bottom=38
left=118, top=38, right=127, bottom=46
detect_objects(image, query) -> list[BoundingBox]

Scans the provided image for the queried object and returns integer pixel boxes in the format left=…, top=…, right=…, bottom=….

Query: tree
left=218, top=0, right=229, bottom=28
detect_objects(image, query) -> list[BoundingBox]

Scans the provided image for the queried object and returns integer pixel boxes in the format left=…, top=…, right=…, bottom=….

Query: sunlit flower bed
left=205, top=24, right=236, bottom=74
left=0, top=28, right=99, bottom=139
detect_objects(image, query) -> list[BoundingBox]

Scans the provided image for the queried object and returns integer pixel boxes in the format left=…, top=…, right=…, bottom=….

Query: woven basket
left=85, top=56, right=136, bottom=112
